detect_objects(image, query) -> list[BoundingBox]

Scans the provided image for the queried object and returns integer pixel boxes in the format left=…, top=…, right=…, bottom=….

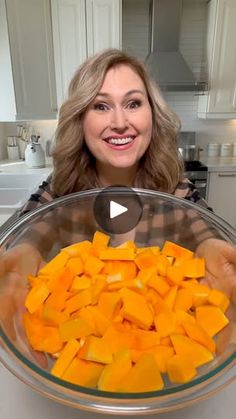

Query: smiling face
left=82, top=64, right=153, bottom=182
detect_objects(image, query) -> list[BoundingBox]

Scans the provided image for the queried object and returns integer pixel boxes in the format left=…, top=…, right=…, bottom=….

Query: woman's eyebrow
left=96, top=89, right=146, bottom=98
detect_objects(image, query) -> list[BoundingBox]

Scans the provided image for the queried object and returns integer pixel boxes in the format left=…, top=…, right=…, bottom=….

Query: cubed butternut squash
left=167, top=354, right=197, bottom=383
left=195, top=305, right=229, bottom=337
left=119, top=353, right=164, bottom=392
left=23, top=233, right=231, bottom=393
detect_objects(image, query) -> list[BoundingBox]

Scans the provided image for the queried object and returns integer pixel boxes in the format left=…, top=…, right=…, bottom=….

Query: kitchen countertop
left=0, top=364, right=236, bottom=419
left=0, top=159, right=53, bottom=175
left=2, top=157, right=236, bottom=174
left=202, top=157, right=236, bottom=172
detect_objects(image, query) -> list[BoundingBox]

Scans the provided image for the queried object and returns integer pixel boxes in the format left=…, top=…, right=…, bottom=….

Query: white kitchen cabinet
left=52, top=0, right=121, bottom=107
left=0, top=0, right=16, bottom=121
left=51, top=0, right=87, bottom=107
left=0, top=0, right=57, bottom=121
left=86, top=0, right=121, bottom=56
left=207, top=171, right=236, bottom=228
left=198, top=0, right=236, bottom=119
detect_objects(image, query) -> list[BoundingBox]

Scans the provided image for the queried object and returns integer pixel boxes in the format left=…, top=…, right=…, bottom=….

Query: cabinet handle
left=218, top=173, right=236, bottom=177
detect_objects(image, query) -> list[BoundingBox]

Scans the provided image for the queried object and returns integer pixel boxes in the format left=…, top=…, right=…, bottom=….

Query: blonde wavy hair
left=52, top=48, right=184, bottom=196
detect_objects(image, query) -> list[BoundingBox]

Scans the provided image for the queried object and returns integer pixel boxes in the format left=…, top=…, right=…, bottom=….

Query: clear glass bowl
left=0, top=188, right=235, bottom=415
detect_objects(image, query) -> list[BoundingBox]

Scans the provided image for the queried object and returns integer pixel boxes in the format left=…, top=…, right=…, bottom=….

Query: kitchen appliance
left=178, top=145, right=203, bottom=162
left=0, top=189, right=235, bottom=414
left=7, top=136, right=20, bottom=161
left=146, top=0, right=207, bottom=91
left=25, top=135, right=45, bottom=168
left=184, top=160, right=208, bottom=199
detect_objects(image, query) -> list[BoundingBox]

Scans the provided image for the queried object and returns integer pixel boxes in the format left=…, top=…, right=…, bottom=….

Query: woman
left=21, top=48, right=207, bottom=211
left=0, top=49, right=236, bottom=337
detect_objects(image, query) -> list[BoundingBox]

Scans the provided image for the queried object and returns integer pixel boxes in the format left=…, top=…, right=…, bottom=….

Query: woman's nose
left=110, top=107, right=128, bottom=130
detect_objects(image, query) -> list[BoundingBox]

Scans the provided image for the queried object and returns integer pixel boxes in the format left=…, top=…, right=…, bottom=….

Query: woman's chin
left=109, top=164, right=137, bottom=172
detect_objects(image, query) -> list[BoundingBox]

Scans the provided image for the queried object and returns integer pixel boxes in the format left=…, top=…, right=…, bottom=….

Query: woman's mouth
left=103, top=136, right=136, bottom=150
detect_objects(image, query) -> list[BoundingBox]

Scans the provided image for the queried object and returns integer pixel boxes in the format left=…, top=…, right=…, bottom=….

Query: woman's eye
left=127, top=100, right=142, bottom=109
left=93, top=103, right=109, bottom=111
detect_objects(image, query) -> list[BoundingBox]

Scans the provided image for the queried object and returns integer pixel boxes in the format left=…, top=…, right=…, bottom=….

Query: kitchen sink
left=0, top=189, right=32, bottom=208
left=0, top=173, right=47, bottom=189
left=0, top=172, right=48, bottom=226
left=0, top=188, right=33, bottom=227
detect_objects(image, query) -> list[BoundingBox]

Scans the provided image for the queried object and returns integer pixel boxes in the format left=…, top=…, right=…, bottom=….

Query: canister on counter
left=7, top=136, right=20, bottom=160
left=207, top=143, right=220, bottom=157
left=233, top=143, right=236, bottom=157
left=220, top=143, right=232, bottom=157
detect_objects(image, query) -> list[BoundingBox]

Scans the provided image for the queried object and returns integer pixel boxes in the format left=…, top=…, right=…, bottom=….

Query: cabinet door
left=198, top=0, right=236, bottom=118
left=86, top=0, right=121, bottom=56
left=51, top=0, right=87, bottom=107
left=0, top=0, right=16, bottom=121
left=208, top=0, right=236, bottom=115
left=6, top=0, right=57, bottom=120
left=207, top=172, right=236, bottom=228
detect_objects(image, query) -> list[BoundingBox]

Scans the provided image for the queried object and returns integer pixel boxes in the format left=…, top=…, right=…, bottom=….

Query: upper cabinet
left=51, top=0, right=87, bottom=108
left=0, top=0, right=121, bottom=121
left=86, top=0, right=121, bottom=57
left=52, top=0, right=121, bottom=107
left=0, top=0, right=58, bottom=121
left=0, top=0, right=16, bottom=121
left=198, top=0, right=236, bottom=119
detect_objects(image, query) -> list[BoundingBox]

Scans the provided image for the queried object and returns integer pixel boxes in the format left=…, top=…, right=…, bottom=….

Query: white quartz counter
left=202, top=157, right=236, bottom=172
left=0, top=159, right=53, bottom=175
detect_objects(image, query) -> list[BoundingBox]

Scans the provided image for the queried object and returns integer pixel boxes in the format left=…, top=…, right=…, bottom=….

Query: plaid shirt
left=17, top=176, right=220, bottom=256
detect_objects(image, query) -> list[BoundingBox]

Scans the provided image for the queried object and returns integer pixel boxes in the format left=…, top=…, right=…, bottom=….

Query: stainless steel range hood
left=146, top=0, right=207, bottom=91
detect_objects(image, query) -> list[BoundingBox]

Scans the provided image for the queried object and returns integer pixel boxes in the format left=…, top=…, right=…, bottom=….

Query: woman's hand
left=0, top=243, right=47, bottom=367
left=196, top=238, right=236, bottom=304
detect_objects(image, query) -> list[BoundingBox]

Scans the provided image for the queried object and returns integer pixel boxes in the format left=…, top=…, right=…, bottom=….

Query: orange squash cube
left=78, top=335, right=113, bottom=364
left=62, top=357, right=104, bottom=387
left=51, top=339, right=80, bottom=377
left=167, top=354, right=196, bottom=383
left=59, top=317, right=93, bottom=341
left=98, top=349, right=132, bottom=391
left=195, top=305, right=229, bottom=337
left=207, top=289, right=230, bottom=312
left=120, top=288, right=154, bottom=330
left=119, top=353, right=164, bottom=392
left=162, top=241, right=194, bottom=259
left=170, top=334, right=214, bottom=367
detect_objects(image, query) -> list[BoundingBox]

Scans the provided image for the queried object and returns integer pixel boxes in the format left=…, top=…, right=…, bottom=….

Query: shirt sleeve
left=13, top=175, right=58, bottom=257
left=20, top=175, right=55, bottom=215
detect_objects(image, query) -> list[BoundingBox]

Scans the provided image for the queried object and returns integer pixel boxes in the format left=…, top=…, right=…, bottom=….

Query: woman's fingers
left=14, top=307, right=48, bottom=369
left=196, top=239, right=236, bottom=303
left=0, top=245, right=48, bottom=368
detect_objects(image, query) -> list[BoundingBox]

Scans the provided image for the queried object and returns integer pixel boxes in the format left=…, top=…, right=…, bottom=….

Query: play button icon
left=110, top=201, right=128, bottom=219
left=94, top=186, right=143, bottom=234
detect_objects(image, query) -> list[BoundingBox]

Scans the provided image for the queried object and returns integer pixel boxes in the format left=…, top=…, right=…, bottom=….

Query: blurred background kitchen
left=0, top=0, right=236, bottom=227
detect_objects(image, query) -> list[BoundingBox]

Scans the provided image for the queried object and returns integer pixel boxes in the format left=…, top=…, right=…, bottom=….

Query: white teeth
left=107, top=137, right=133, bottom=145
